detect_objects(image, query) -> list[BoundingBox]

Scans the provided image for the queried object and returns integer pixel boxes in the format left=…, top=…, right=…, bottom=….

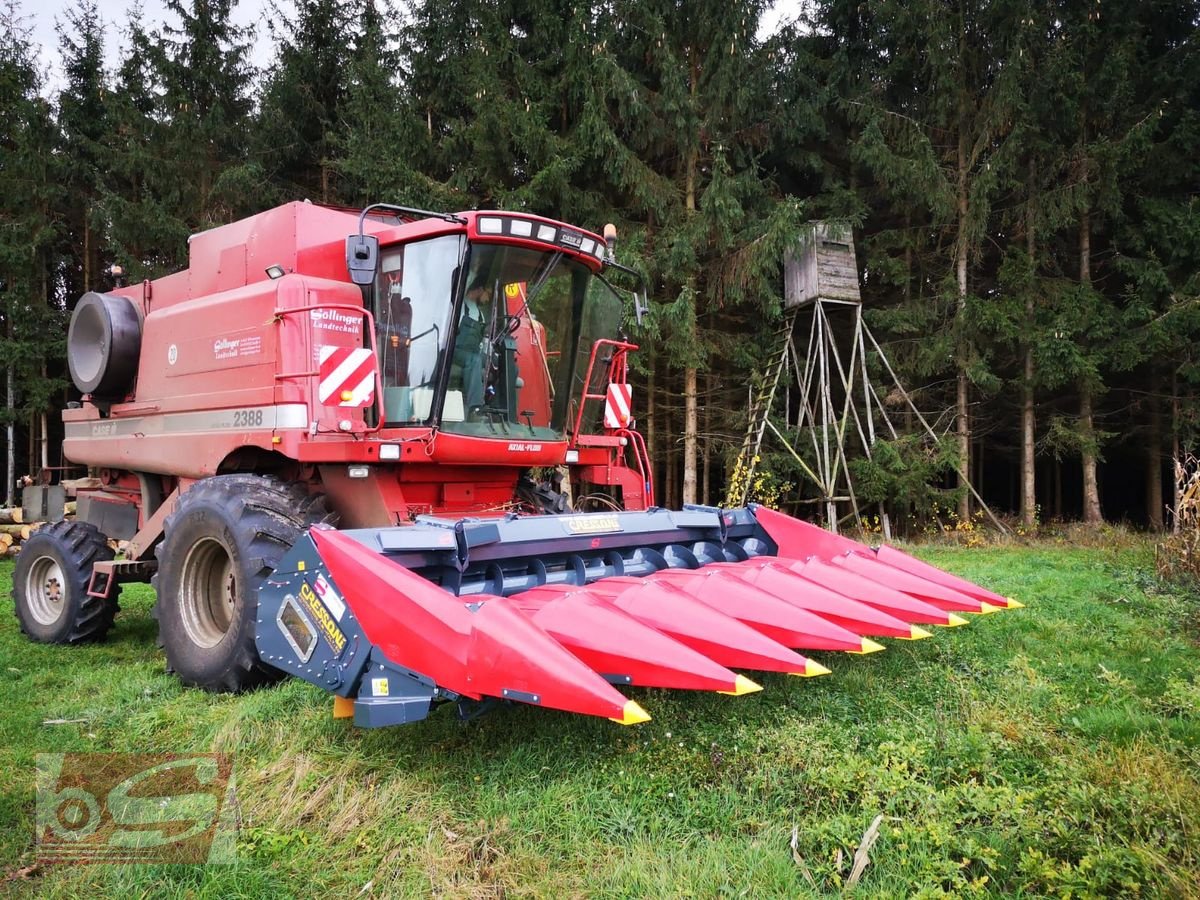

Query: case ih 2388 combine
left=12, top=202, right=1019, bottom=728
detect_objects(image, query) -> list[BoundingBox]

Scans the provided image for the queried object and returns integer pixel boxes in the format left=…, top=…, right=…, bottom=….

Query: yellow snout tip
left=718, top=674, right=763, bottom=696
left=1006, top=597, right=1026, bottom=609
left=977, top=602, right=1001, bottom=615
left=852, top=638, right=886, bottom=655
left=943, top=613, right=970, bottom=628
left=792, top=660, right=831, bottom=678
left=610, top=700, right=651, bottom=726
left=907, top=626, right=933, bottom=640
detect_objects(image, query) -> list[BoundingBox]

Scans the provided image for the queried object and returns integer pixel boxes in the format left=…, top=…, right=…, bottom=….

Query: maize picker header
left=12, top=201, right=1020, bottom=727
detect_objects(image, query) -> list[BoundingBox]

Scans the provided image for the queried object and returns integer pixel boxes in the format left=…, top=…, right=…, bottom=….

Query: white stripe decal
left=605, top=383, right=632, bottom=428
left=346, top=372, right=375, bottom=407
left=318, top=352, right=368, bottom=402
left=63, top=404, right=310, bottom=440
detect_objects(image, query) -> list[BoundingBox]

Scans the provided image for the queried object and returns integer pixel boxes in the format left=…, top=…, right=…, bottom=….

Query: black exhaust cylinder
left=67, top=292, right=142, bottom=398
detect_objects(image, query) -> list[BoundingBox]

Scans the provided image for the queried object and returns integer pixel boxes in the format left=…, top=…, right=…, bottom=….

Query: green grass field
left=2, top=541, right=1199, bottom=897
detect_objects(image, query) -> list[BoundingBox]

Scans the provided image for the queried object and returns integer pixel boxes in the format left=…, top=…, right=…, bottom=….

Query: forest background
left=1, top=0, right=1197, bottom=533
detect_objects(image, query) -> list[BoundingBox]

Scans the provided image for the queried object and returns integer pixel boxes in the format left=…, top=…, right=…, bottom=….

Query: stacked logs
left=0, top=506, right=45, bottom=557
left=0, top=478, right=91, bottom=559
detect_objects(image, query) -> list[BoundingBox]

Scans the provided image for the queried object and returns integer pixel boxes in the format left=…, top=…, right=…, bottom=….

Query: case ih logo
left=36, top=753, right=235, bottom=864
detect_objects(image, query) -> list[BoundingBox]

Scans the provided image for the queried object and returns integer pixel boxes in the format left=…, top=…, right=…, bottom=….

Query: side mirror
left=634, top=287, right=649, bottom=326
left=346, top=234, right=379, bottom=286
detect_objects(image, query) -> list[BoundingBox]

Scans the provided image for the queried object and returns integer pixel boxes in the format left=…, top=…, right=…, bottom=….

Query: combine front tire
left=152, top=476, right=329, bottom=693
left=12, top=521, right=117, bottom=643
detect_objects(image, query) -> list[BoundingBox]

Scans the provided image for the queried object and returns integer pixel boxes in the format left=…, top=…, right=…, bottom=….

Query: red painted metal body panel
left=788, top=558, right=958, bottom=626
left=716, top=560, right=918, bottom=639
left=751, top=505, right=864, bottom=559
left=511, top=586, right=744, bottom=692
left=832, top=553, right=993, bottom=613
left=873, top=544, right=1011, bottom=607
left=648, top=568, right=869, bottom=652
left=311, top=528, right=632, bottom=719
left=753, top=503, right=1007, bottom=611
left=586, top=577, right=812, bottom=674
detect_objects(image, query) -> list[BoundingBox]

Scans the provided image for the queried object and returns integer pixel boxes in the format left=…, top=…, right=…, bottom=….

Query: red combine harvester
left=12, top=202, right=1020, bottom=727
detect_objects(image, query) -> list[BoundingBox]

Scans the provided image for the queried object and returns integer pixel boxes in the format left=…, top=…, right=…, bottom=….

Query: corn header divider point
left=9, top=200, right=1019, bottom=730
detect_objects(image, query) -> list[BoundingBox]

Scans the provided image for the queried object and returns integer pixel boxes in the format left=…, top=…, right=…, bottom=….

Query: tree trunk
left=1080, top=386, right=1102, bottom=524
left=83, top=215, right=91, bottom=292
left=1021, top=158, right=1037, bottom=528
left=1079, top=208, right=1102, bottom=525
left=680, top=52, right=700, bottom=507
left=646, top=364, right=657, bottom=504
left=1053, top=459, right=1063, bottom=520
left=701, top=372, right=712, bottom=505
left=955, top=118, right=971, bottom=522
left=683, top=367, right=698, bottom=505
left=1172, top=371, right=1182, bottom=534
left=5, top=307, right=13, bottom=508
left=664, top=377, right=676, bottom=510
left=1146, top=394, right=1164, bottom=530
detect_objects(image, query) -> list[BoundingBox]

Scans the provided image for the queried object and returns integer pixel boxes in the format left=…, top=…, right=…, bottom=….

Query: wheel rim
left=179, top=537, right=237, bottom=649
left=25, top=555, right=67, bottom=626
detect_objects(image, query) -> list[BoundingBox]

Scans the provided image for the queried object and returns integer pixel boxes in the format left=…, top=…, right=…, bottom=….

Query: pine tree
left=335, top=0, right=437, bottom=206
left=101, top=5, right=183, bottom=276
left=55, top=0, right=111, bottom=296
left=833, top=0, right=1026, bottom=521
left=256, top=0, right=356, bottom=203
left=0, top=2, right=63, bottom=500
left=154, top=0, right=259, bottom=235
left=575, top=1, right=789, bottom=506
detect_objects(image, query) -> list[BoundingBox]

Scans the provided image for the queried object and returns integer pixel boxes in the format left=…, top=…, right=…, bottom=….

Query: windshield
left=442, top=243, right=621, bottom=440
left=375, top=234, right=464, bottom=424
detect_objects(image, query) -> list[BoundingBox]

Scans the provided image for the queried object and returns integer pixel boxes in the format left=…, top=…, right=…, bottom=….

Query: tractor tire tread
left=151, top=474, right=331, bottom=693
left=11, top=520, right=117, bottom=644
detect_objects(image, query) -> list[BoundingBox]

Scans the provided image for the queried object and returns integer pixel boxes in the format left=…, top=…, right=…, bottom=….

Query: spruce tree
left=55, top=0, right=111, bottom=296
left=0, top=2, right=63, bottom=499
left=101, top=5, right=186, bottom=276
left=153, top=0, right=258, bottom=235
left=256, top=0, right=355, bottom=203
left=832, top=0, right=1026, bottom=521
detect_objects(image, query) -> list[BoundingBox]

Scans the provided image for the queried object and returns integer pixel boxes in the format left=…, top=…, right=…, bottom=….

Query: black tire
left=12, top=520, right=117, bottom=643
left=151, top=475, right=333, bottom=693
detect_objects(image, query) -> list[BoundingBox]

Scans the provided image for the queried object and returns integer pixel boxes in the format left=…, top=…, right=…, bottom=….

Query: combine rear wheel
left=12, top=521, right=117, bottom=643
left=152, top=475, right=331, bottom=693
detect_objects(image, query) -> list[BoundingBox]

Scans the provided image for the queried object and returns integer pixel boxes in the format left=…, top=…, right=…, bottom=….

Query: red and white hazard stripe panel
left=318, top=346, right=376, bottom=407
left=604, top=383, right=632, bottom=429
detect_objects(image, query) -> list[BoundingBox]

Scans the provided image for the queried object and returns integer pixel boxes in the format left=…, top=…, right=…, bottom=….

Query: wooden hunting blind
left=731, top=220, right=1001, bottom=537
left=784, top=222, right=861, bottom=308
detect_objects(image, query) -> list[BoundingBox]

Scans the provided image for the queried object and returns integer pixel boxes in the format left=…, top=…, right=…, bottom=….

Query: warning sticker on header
left=564, top=514, right=622, bottom=535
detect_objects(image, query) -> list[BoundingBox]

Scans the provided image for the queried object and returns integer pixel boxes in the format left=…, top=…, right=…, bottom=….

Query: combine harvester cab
left=14, top=199, right=1019, bottom=730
